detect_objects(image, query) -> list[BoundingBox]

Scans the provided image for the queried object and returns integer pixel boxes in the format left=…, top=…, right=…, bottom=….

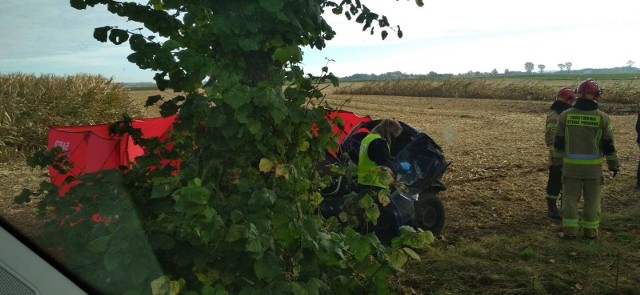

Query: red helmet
left=556, top=87, right=576, bottom=105
left=576, top=79, right=602, bottom=100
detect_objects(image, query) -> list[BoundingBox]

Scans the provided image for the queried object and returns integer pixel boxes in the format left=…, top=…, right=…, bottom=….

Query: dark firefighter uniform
left=636, top=111, right=640, bottom=189
left=545, top=100, right=572, bottom=218
left=553, top=98, right=618, bottom=239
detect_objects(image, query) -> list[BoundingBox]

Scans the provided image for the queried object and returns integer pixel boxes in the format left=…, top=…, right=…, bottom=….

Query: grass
left=394, top=203, right=640, bottom=295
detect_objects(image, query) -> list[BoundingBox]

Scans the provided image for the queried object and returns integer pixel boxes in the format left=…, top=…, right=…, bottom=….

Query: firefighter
left=544, top=87, right=576, bottom=220
left=357, top=119, right=411, bottom=189
left=553, top=78, right=619, bottom=239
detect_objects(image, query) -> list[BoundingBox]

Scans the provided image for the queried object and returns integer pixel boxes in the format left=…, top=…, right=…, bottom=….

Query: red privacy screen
left=47, top=110, right=371, bottom=188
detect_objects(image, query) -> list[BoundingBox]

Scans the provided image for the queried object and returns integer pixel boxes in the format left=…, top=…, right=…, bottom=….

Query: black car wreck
left=318, top=117, right=450, bottom=244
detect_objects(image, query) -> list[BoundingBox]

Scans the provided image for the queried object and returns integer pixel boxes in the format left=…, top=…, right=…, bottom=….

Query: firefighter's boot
left=547, top=198, right=561, bottom=221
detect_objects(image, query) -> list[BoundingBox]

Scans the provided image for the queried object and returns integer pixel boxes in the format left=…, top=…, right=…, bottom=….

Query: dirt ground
left=2, top=92, right=639, bottom=256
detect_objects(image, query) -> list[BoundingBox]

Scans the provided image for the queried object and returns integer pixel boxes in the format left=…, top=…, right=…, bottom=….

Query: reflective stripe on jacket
left=554, top=108, right=617, bottom=178
left=358, top=134, right=389, bottom=188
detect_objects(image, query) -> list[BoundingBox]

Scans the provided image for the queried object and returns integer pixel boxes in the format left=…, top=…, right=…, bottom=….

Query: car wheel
left=415, top=192, right=445, bottom=235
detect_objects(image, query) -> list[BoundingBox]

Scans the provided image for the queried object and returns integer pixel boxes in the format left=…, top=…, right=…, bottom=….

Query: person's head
left=371, top=119, right=403, bottom=143
left=556, top=87, right=576, bottom=105
left=575, top=78, right=602, bottom=101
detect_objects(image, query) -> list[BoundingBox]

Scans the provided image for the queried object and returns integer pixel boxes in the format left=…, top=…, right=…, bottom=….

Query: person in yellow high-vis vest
left=358, top=119, right=411, bottom=189
left=553, top=78, right=619, bottom=239
left=357, top=119, right=411, bottom=244
left=544, top=87, right=576, bottom=221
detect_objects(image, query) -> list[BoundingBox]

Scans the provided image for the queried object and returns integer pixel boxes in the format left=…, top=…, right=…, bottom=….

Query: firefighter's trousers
left=546, top=165, right=563, bottom=198
left=561, top=176, right=603, bottom=238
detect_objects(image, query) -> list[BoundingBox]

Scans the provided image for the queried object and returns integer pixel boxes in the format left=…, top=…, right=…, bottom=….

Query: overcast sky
left=2, top=0, right=639, bottom=82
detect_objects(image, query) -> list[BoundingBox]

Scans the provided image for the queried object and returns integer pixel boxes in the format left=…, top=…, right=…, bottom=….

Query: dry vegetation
left=0, top=73, right=143, bottom=161
left=335, top=78, right=640, bottom=105
left=2, top=79, right=640, bottom=294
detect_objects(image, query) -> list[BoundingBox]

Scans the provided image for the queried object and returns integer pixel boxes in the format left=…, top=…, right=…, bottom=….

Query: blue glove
left=400, top=162, right=411, bottom=171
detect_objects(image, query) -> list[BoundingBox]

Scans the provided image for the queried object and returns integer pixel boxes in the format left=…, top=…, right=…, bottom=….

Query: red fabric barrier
left=48, top=115, right=177, bottom=190
left=48, top=110, right=369, bottom=186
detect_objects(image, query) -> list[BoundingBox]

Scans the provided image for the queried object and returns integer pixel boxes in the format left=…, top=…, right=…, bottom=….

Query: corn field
left=334, top=78, right=640, bottom=104
left=0, top=73, right=141, bottom=161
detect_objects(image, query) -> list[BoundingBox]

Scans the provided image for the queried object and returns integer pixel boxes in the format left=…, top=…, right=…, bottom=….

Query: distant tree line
left=340, top=66, right=640, bottom=81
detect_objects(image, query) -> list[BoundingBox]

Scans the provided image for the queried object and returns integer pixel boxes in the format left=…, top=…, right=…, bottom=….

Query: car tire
left=415, top=192, right=445, bottom=235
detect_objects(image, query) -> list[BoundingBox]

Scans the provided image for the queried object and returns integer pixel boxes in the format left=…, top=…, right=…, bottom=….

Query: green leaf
left=384, top=248, right=408, bottom=271
left=246, top=223, right=264, bottom=254
left=93, top=26, right=110, bottom=43
left=309, top=191, right=323, bottom=207
left=345, top=229, right=372, bottom=261
left=160, top=100, right=179, bottom=117
left=104, top=248, right=123, bottom=271
left=230, top=210, right=244, bottom=223
left=272, top=46, right=302, bottom=63
left=397, top=226, right=435, bottom=248
left=151, top=184, right=173, bottom=199
left=238, top=38, right=260, bottom=51
left=109, top=28, right=129, bottom=45
left=291, top=282, right=306, bottom=295
left=254, top=251, right=282, bottom=280
left=415, top=0, right=425, bottom=7
left=247, top=121, right=262, bottom=135
left=150, top=276, right=173, bottom=295
left=224, top=224, right=246, bottom=242
left=381, top=30, right=388, bottom=40
left=70, top=0, right=87, bottom=10
left=128, top=33, right=146, bottom=51
left=371, top=269, right=390, bottom=294
left=200, top=286, right=215, bottom=295
left=402, top=247, right=421, bottom=261
left=258, top=0, right=285, bottom=12
left=176, top=186, right=210, bottom=204
left=224, top=88, right=250, bottom=110
left=249, top=188, right=276, bottom=207
left=146, top=95, right=163, bottom=107
left=365, top=206, right=380, bottom=224
left=163, top=39, right=181, bottom=50
left=14, top=189, right=33, bottom=204
left=304, top=278, right=327, bottom=295
left=150, top=234, right=176, bottom=250
left=88, top=235, right=111, bottom=253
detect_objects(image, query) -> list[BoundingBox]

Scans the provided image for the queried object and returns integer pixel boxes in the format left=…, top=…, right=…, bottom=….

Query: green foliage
left=16, top=0, right=431, bottom=294
left=0, top=73, right=141, bottom=162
